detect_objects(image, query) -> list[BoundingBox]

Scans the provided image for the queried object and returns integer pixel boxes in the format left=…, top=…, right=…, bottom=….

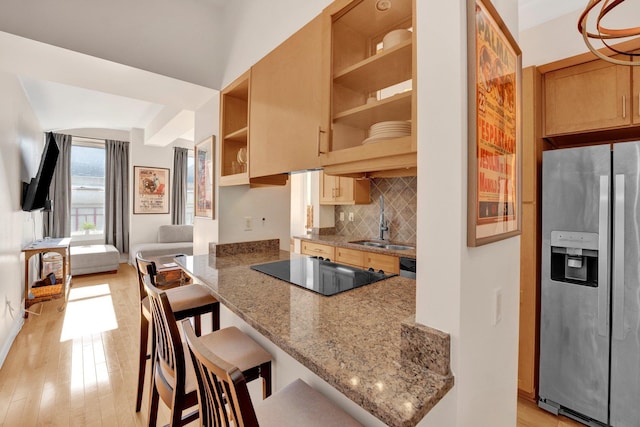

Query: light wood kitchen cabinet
left=544, top=59, right=631, bottom=136
left=335, top=246, right=365, bottom=268
left=249, top=15, right=324, bottom=177
left=219, top=71, right=288, bottom=187
left=301, top=241, right=335, bottom=260
left=319, top=171, right=370, bottom=205
left=219, top=71, right=250, bottom=186
left=300, top=240, right=401, bottom=275
left=363, top=252, right=399, bottom=274
left=319, top=0, right=417, bottom=176
left=334, top=245, right=400, bottom=274
left=518, top=66, right=544, bottom=401
left=633, top=62, right=640, bottom=125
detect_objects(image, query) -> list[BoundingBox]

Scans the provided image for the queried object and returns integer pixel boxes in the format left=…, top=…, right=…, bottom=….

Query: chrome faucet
left=378, top=195, right=389, bottom=240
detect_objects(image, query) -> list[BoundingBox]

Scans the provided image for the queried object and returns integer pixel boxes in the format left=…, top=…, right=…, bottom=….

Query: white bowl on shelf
left=382, top=29, right=411, bottom=50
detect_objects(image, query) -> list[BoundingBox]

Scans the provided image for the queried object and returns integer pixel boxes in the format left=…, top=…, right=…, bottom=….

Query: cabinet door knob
left=623, top=95, right=627, bottom=119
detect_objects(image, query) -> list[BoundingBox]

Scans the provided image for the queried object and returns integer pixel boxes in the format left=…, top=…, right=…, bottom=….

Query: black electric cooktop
left=251, top=256, right=396, bottom=296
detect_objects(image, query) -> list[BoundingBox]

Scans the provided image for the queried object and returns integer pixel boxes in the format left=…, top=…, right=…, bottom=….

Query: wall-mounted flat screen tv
left=22, top=133, right=59, bottom=211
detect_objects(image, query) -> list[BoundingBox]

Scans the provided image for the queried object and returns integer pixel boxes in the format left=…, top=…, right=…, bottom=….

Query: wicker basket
left=31, top=284, right=63, bottom=298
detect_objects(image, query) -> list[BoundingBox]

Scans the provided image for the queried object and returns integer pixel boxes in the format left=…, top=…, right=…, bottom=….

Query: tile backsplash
left=334, top=177, right=417, bottom=243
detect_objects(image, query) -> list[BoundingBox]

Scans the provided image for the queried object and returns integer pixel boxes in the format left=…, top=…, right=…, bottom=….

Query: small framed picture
left=195, top=136, right=215, bottom=218
left=133, top=166, right=170, bottom=214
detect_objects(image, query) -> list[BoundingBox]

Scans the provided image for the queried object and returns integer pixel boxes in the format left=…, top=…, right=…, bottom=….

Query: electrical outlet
left=339, top=212, right=345, bottom=221
left=244, top=216, right=252, bottom=231
left=348, top=212, right=354, bottom=222
left=493, top=288, right=503, bottom=326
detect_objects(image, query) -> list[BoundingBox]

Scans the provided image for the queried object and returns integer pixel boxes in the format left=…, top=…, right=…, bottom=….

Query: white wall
left=128, top=128, right=177, bottom=256
left=218, top=184, right=292, bottom=251
left=220, top=0, right=330, bottom=88
left=0, top=0, right=226, bottom=88
left=0, top=70, right=43, bottom=367
left=520, top=3, right=640, bottom=67
left=193, top=95, right=220, bottom=255
left=416, top=1, right=520, bottom=426
left=290, top=173, right=307, bottom=238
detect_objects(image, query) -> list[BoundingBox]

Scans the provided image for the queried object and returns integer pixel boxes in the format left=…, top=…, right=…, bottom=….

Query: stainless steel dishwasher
left=399, top=257, right=416, bottom=279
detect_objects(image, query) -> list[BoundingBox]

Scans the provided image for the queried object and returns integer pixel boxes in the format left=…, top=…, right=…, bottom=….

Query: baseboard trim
left=0, top=311, right=24, bottom=368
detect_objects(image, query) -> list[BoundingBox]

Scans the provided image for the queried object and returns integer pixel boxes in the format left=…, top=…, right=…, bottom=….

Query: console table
left=22, top=238, right=72, bottom=317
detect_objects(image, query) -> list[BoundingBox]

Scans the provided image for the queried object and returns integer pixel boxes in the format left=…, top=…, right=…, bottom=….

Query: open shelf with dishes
left=333, top=39, right=412, bottom=94
left=321, top=0, right=415, bottom=176
left=333, top=90, right=411, bottom=128
left=220, top=71, right=250, bottom=186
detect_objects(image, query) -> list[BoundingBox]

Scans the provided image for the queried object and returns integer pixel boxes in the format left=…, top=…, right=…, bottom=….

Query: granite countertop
left=296, top=234, right=417, bottom=259
left=176, top=251, right=452, bottom=427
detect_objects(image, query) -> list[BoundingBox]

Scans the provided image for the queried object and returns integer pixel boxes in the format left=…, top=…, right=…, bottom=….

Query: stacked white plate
left=363, top=121, right=411, bottom=144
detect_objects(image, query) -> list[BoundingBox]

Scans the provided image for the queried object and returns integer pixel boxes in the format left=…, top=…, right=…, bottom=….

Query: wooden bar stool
left=182, top=319, right=363, bottom=427
left=145, top=278, right=273, bottom=427
left=135, top=253, right=220, bottom=413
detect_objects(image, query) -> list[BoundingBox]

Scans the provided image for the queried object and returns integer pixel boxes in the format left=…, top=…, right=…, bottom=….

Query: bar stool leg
left=194, top=315, right=202, bottom=336
left=261, top=361, right=272, bottom=399
left=148, top=376, right=160, bottom=427
left=212, top=303, right=220, bottom=332
left=136, top=315, right=149, bottom=412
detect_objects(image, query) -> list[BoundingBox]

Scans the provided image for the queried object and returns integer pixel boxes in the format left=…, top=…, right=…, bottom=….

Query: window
left=70, top=138, right=105, bottom=237
left=185, top=150, right=195, bottom=224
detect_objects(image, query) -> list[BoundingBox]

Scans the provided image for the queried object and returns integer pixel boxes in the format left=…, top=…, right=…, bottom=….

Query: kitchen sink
left=350, top=240, right=415, bottom=251
left=384, top=244, right=415, bottom=251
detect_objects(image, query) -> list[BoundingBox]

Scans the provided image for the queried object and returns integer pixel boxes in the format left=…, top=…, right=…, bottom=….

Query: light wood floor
left=0, top=264, right=585, bottom=426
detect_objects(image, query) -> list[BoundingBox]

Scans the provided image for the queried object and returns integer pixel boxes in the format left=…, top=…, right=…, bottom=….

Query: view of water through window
left=70, top=144, right=105, bottom=235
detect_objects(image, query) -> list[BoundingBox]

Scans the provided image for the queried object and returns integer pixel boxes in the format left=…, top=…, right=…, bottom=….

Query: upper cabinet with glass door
left=320, top=0, right=416, bottom=176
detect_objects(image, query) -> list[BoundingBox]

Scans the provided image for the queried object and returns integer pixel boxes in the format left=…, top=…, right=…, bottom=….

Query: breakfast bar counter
left=176, top=251, right=453, bottom=427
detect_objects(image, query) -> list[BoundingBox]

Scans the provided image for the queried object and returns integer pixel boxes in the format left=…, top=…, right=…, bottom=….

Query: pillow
left=157, top=225, right=193, bottom=243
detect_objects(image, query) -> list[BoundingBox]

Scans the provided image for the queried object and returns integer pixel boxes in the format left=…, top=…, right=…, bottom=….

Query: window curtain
left=44, top=132, right=72, bottom=238
left=105, top=140, right=129, bottom=253
left=171, top=147, right=188, bottom=225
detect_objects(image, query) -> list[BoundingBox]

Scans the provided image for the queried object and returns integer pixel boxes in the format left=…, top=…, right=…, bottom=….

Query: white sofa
left=129, top=224, right=194, bottom=264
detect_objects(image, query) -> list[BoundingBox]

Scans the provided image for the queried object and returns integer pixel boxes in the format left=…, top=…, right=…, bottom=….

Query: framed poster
left=467, top=0, right=522, bottom=247
left=195, top=136, right=214, bottom=218
left=134, top=166, right=169, bottom=214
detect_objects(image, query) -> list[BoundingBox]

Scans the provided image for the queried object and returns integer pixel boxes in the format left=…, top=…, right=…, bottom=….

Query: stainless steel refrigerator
left=539, top=142, right=640, bottom=427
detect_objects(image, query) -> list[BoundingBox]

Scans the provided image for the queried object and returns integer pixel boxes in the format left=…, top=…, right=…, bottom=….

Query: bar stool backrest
left=135, top=253, right=158, bottom=301
left=145, top=277, right=188, bottom=407
left=182, top=319, right=260, bottom=427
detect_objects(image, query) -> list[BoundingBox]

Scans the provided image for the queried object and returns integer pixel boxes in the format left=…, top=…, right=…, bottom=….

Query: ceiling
left=4, top=0, right=586, bottom=147
left=518, top=0, right=584, bottom=31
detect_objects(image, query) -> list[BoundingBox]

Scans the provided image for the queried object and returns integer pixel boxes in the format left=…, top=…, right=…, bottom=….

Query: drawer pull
left=317, top=126, right=326, bottom=155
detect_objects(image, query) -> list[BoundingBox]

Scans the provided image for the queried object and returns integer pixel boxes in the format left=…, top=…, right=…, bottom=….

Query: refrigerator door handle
left=613, top=174, right=625, bottom=340
left=598, top=175, right=610, bottom=337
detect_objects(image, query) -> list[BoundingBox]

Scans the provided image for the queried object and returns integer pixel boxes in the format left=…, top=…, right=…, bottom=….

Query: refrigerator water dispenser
left=550, top=231, right=599, bottom=286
